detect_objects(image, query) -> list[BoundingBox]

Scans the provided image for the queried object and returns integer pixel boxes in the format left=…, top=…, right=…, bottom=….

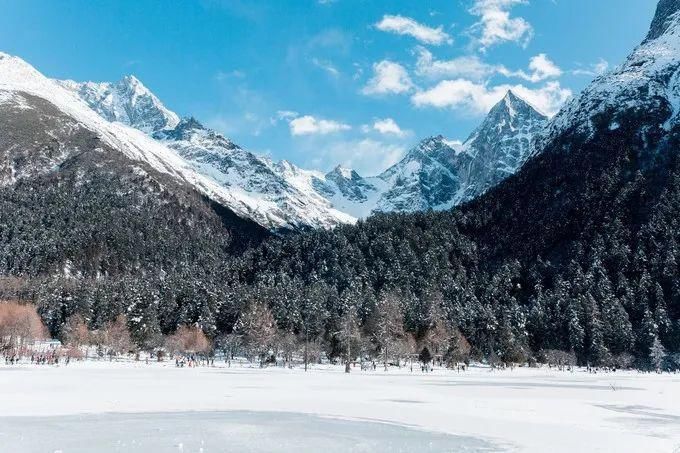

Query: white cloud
left=411, top=79, right=571, bottom=117
left=368, top=118, right=409, bottom=137
left=469, top=0, right=533, bottom=50
left=573, top=58, right=610, bottom=77
left=416, top=48, right=561, bottom=84
left=270, top=110, right=299, bottom=125
left=415, top=47, right=498, bottom=81
left=499, top=53, right=562, bottom=82
left=362, top=60, right=414, bottom=95
left=375, top=15, right=452, bottom=45
left=312, top=58, right=340, bottom=77
left=307, top=138, right=407, bottom=175
left=289, top=115, right=351, bottom=135
left=523, top=53, right=562, bottom=81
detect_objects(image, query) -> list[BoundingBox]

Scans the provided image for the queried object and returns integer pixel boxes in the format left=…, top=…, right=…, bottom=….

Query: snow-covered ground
left=0, top=361, right=679, bottom=452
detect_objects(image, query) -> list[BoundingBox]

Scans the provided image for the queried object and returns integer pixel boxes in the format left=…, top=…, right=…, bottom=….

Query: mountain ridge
left=57, top=68, right=549, bottom=225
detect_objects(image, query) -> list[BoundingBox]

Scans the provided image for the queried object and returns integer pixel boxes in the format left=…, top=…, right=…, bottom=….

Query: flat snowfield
left=0, top=362, right=679, bottom=452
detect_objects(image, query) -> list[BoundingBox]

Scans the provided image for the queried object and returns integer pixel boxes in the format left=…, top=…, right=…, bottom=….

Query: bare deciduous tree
left=337, top=308, right=360, bottom=373
left=166, top=325, right=211, bottom=356
left=368, top=291, right=406, bottom=371
left=275, top=331, right=298, bottom=368
left=233, top=301, right=277, bottom=366
left=62, top=314, right=91, bottom=358
left=421, top=295, right=452, bottom=366
left=0, top=301, right=47, bottom=355
left=445, top=328, right=472, bottom=366
left=97, top=314, right=133, bottom=359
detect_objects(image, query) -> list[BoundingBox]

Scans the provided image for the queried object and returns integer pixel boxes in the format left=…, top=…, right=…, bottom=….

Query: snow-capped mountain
left=313, top=91, right=548, bottom=215
left=455, top=91, right=548, bottom=201
left=373, top=135, right=465, bottom=213
left=4, top=48, right=551, bottom=230
left=0, top=53, right=352, bottom=231
left=58, top=67, right=549, bottom=224
left=537, top=0, right=680, bottom=154
left=273, top=163, right=386, bottom=219
left=153, top=118, right=354, bottom=230
left=58, top=76, right=180, bottom=134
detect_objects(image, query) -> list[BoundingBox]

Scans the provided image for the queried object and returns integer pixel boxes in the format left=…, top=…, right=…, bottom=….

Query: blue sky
left=0, top=0, right=656, bottom=175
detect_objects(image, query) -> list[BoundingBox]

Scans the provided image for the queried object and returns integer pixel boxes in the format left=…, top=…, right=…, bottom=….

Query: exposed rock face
left=354, top=92, right=548, bottom=214
left=455, top=91, right=548, bottom=201
left=646, top=0, right=680, bottom=41
left=59, top=76, right=180, bottom=134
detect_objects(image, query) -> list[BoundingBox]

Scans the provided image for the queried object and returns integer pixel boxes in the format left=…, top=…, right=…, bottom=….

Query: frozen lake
left=0, top=410, right=497, bottom=452
left=0, top=362, right=678, bottom=452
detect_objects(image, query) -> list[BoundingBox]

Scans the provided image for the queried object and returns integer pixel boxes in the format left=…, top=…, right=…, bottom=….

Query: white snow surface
left=0, top=361, right=678, bottom=452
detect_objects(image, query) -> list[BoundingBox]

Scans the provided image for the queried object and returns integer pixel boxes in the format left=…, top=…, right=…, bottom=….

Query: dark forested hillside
left=223, top=1, right=680, bottom=369
left=2, top=1, right=680, bottom=371
left=0, top=91, right=269, bottom=343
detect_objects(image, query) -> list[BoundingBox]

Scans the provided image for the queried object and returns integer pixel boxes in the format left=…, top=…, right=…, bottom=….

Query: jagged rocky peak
left=327, top=165, right=362, bottom=181
left=157, top=116, right=244, bottom=156
left=174, top=116, right=206, bottom=132
left=385, top=135, right=454, bottom=171
left=646, top=0, right=680, bottom=41
left=156, top=116, right=207, bottom=140
left=464, top=90, right=547, bottom=154
left=415, top=135, right=448, bottom=153
left=455, top=90, right=547, bottom=199
left=58, top=74, right=180, bottom=134
left=481, top=90, right=547, bottom=132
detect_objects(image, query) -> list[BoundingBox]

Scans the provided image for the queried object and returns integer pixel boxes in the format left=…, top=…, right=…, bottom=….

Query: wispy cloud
left=362, top=60, right=414, bottom=95
left=415, top=48, right=498, bottom=81
left=572, top=58, right=609, bottom=77
left=312, top=58, right=340, bottom=77
left=214, top=69, right=246, bottom=81
left=306, top=138, right=407, bottom=175
left=503, top=53, right=562, bottom=82
left=376, top=15, right=452, bottom=46
left=469, top=0, right=533, bottom=50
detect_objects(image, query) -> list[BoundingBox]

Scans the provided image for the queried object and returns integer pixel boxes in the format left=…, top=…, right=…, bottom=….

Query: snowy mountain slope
left=0, top=52, right=203, bottom=182
left=456, top=91, right=548, bottom=201
left=327, top=91, right=548, bottom=215
left=153, top=118, right=355, bottom=230
left=43, top=54, right=548, bottom=226
left=288, top=91, right=547, bottom=217
left=55, top=69, right=356, bottom=229
left=537, top=0, right=680, bottom=153
left=0, top=52, right=352, bottom=231
left=272, top=162, right=387, bottom=219
left=459, top=0, right=680, bottom=263
left=0, top=88, right=269, bottom=278
left=58, top=76, right=180, bottom=134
